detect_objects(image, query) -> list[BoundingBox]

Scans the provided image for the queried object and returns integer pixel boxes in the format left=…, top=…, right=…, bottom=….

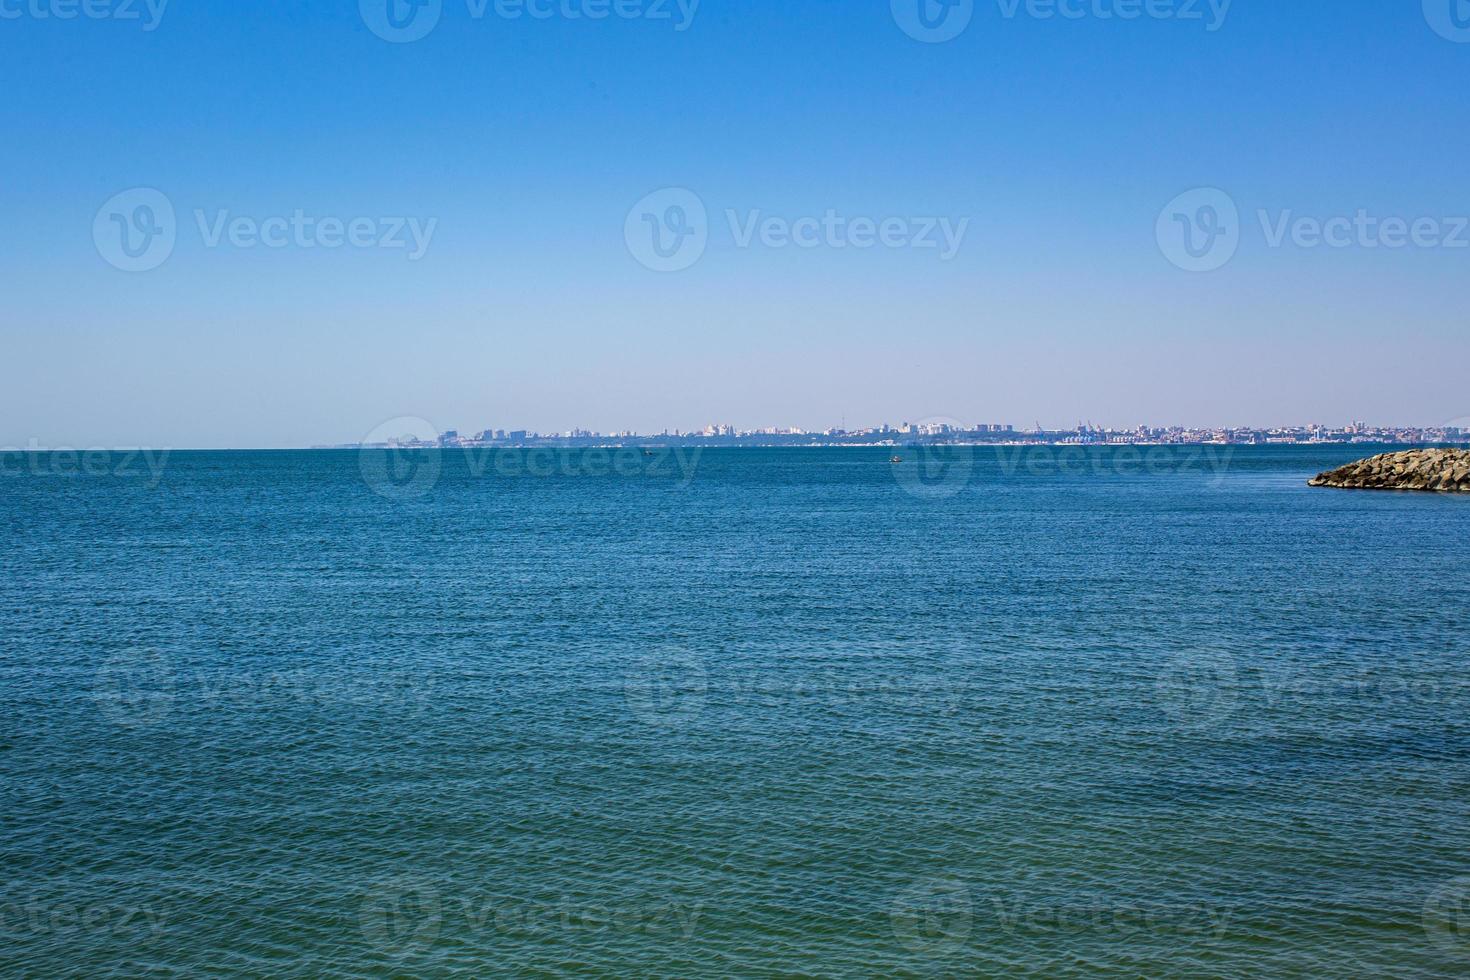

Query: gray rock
left=1309, top=449, right=1470, bottom=493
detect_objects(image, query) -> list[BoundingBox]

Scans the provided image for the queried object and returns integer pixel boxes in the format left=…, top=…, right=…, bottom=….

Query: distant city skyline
left=339, top=418, right=1469, bottom=451
left=7, top=412, right=1470, bottom=451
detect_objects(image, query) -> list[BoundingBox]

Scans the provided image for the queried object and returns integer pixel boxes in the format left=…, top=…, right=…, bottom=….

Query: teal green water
left=3, top=446, right=1469, bottom=976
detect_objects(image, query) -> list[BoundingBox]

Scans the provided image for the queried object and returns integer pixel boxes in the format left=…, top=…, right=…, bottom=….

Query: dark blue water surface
left=3, top=445, right=1469, bottom=976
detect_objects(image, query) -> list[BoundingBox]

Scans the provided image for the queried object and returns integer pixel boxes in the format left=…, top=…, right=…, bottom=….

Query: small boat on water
left=890, top=455, right=903, bottom=464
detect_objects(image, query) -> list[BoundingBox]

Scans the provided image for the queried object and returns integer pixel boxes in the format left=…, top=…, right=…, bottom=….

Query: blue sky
left=3, top=0, right=1468, bottom=446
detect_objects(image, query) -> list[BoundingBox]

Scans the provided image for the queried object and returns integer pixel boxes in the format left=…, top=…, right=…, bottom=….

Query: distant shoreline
left=325, top=438, right=1470, bottom=452
left=7, top=441, right=1467, bottom=454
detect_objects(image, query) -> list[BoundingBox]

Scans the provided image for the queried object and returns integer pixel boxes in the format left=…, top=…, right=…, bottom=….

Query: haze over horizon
left=5, top=1, right=1468, bottom=448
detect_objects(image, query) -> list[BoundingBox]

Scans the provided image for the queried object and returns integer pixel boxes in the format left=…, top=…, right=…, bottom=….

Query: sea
left=2, top=444, right=1468, bottom=976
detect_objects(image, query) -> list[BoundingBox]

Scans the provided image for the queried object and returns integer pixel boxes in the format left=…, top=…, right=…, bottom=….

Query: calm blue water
left=3, top=445, right=1469, bottom=976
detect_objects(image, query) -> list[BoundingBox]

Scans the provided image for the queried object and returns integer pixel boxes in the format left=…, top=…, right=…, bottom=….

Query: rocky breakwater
left=1309, top=448, right=1470, bottom=492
